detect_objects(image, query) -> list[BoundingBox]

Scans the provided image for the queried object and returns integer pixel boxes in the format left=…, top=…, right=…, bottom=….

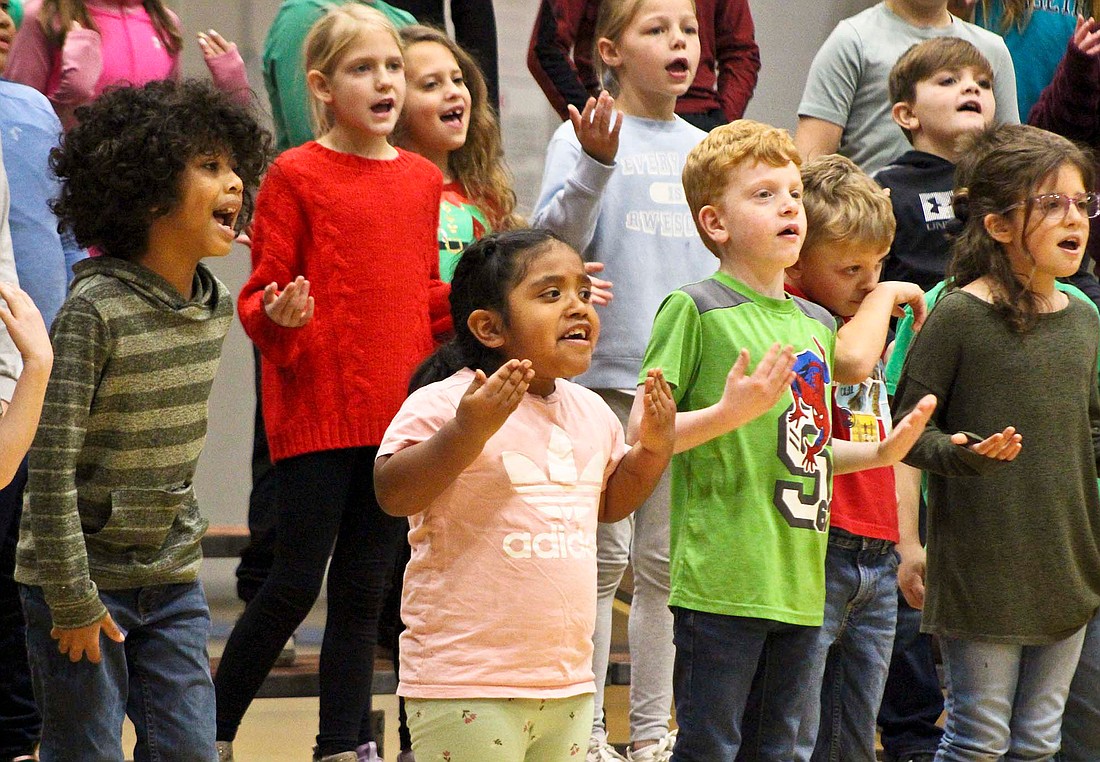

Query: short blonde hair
left=800, top=154, right=895, bottom=256
left=682, top=120, right=801, bottom=254
left=304, top=4, right=401, bottom=137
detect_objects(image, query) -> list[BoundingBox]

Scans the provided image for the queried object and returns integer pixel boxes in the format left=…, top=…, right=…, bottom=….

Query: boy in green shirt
left=631, top=120, right=935, bottom=761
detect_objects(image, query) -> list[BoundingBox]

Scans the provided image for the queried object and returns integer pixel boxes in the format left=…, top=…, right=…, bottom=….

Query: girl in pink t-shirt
left=7, top=0, right=249, bottom=129
left=375, top=229, right=675, bottom=762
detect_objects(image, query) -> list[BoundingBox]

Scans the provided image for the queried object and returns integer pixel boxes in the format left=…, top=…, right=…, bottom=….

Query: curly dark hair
left=50, top=79, right=273, bottom=261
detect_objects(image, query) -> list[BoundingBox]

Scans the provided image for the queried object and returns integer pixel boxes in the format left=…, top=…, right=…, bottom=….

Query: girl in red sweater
left=212, top=6, right=448, bottom=762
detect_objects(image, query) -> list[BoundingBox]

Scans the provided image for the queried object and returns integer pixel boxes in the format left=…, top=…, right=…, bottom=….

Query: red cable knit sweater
left=239, top=142, right=450, bottom=462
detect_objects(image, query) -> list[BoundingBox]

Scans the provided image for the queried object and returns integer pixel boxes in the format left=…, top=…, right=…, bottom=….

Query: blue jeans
left=936, top=628, right=1086, bottom=762
left=1055, top=608, right=1100, bottom=762
left=795, top=528, right=898, bottom=762
left=671, top=607, right=821, bottom=762
left=21, top=581, right=216, bottom=762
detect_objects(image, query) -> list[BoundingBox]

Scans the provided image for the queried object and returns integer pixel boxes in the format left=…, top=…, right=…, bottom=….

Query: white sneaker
left=626, top=730, right=677, bottom=762
left=275, top=634, right=297, bottom=667
left=215, top=741, right=234, bottom=762
left=587, top=739, right=628, bottom=762
left=355, top=742, right=382, bottom=762
left=395, top=751, right=416, bottom=762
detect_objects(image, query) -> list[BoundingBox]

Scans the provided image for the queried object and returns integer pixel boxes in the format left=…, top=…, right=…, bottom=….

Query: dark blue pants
left=876, top=592, right=944, bottom=760
left=0, top=460, right=38, bottom=759
left=671, top=608, right=821, bottom=761
left=235, top=349, right=277, bottom=604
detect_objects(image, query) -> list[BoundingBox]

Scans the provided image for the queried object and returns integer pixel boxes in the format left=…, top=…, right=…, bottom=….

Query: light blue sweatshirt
left=532, top=114, right=716, bottom=390
left=0, top=79, right=86, bottom=329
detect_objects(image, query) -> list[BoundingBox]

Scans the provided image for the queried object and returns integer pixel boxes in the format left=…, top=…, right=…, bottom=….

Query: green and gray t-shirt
left=641, top=272, right=837, bottom=626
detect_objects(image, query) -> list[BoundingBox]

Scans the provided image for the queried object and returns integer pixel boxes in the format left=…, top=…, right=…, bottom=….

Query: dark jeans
left=671, top=607, right=821, bottom=762
left=235, top=349, right=277, bottom=604
left=876, top=592, right=944, bottom=760
left=214, top=447, right=407, bottom=757
left=387, top=0, right=500, bottom=109
left=0, top=461, right=38, bottom=759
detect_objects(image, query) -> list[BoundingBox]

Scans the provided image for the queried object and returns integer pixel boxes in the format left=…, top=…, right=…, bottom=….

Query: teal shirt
left=641, top=273, right=837, bottom=625
left=262, top=0, right=416, bottom=154
left=974, top=1, right=1077, bottom=121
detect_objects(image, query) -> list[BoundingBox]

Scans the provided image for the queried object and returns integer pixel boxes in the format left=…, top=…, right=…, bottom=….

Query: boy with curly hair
left=14, top=79, right=271, bottom=761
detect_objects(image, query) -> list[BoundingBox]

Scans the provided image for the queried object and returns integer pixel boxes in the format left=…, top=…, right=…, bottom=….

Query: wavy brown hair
left=947, top=124, right=1095, bottom=332
left=394, top=25, right=522, bottom=231
left=973, top=0, right=1099, bottom=32
left=39, top=0, right=181, bottom=54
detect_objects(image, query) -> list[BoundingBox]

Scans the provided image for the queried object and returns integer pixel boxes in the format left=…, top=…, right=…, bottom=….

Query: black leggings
left=388, top=0, right=500, bottom=109
left=214, top=447, right=407, bottom=757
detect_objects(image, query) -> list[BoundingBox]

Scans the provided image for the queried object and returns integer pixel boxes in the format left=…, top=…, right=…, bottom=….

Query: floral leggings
left=407, top=694, right=593, bottom=761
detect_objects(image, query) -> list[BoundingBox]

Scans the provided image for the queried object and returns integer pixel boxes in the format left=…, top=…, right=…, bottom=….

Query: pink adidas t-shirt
left=378, top=368, right=627, bottom=699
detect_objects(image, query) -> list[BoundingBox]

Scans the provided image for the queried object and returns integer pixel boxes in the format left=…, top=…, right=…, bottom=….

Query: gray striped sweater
left=15, top=257, right=232, bottom=628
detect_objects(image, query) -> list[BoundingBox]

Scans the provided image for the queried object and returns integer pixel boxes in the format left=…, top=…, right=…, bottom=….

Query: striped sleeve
left=25, top=297, right=111, bottom=628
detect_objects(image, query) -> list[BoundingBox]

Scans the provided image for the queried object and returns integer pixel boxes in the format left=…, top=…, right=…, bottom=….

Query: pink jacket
left=7, top=0, right=249, bottom=129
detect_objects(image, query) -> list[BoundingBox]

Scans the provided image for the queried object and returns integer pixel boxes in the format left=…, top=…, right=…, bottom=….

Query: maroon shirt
left=526, top=0, right=760, bottom=122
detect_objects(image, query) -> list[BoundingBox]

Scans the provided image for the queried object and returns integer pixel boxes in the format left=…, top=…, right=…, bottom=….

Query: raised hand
left=567, top=90, right=623, bottom=166
left=584, top=261, right=613, bottom=306
left=876, top=393, right=937, bottom=465
left=263, top=276, right=315, bottom=328
left=196, top=29, right=238, bottom=59
left=455, top=359, right=535, bottom=445
left=0, top=283, right=52, bottom=370
left=637, top=368, right=675, bottom=456
left=718, top=343, right=796, bottom=429
left=1073, top=15, right=1100, bottom=56
left=950, top=426, right=1022, bottom=460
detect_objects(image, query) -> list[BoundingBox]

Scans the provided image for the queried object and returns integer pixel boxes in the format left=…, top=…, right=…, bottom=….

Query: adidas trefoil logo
left=500, top=425, right=602, bottom=560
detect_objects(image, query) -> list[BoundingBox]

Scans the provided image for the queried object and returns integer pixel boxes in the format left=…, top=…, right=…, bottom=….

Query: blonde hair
left=393, top=26, right=522, bottom=230
left=303, top=4, right=401, bottom=137
left=973, top=0, right=1099, bottom=32
left=683, top=120, right=801, bottom=254
left=593, top=0, right=697, bottom=95
left=800, top=154, right=895, bottom=256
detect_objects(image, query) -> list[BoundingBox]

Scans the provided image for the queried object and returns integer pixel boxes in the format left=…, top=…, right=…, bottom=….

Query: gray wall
left=169, top=0, right=874, bottom=526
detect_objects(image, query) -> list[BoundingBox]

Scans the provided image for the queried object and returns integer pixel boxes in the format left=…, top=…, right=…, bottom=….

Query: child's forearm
left=529, top=143, right=612, bottom=252
left=895, top=462, right=922, bottom=548
left=835, top=287, right=895, bottom=384
left=0, top=357, right=50, bottom=488
left=832, top=439, right=891, bottom=474
left=374, top=418, right=488, bottom=517
left=673, top=403, right=749, bottom=453
left=600, top=443, right=670, bottom=523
